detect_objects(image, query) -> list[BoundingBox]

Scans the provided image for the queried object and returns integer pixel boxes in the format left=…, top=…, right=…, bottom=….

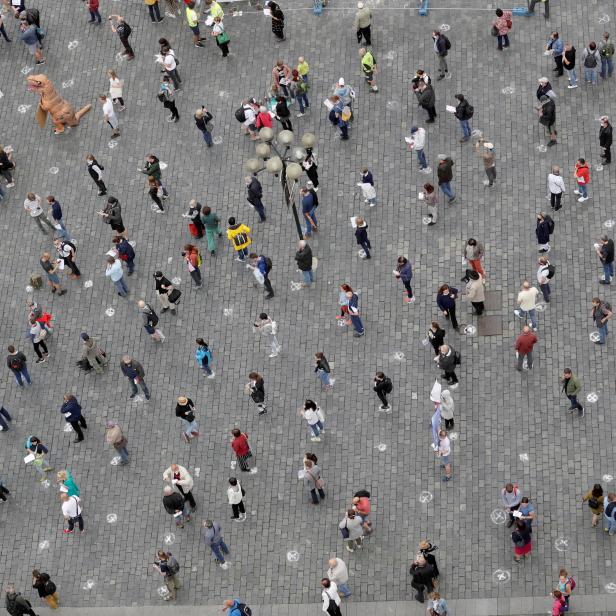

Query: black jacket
left=417, top=85, right=435, bottom=108
left=373, top=377, right=392, bottom=394
left=539, top=99, right=556, bottom=126
left=437, top=349, right=456, bottom=372
left=600, top=124, right=613, bottom=148
left=454, top=99, right=473, bottom=120
left=434, top=34, right=448, bottom=56
left=536, top=219, right=550, bottom=244
left=295, top=244, right=313, bottom=271
left=5, top=592, right=33, bottom=616
left=163, top=492, right=185, bottom=514
left=194, top=111, right=213, bottom=131
left=175, top=398, right=195, bottom=422
left=61, top=397, right=82, bottom=422
left=246, top=177, right=263, bottom=205
left=409, top=563, right=435, bottom=588
left=155, top=276, right=172, bottom=295
left=428, top=328, right=445, bottom=349
left=437, top=159, right=454, bottom=184
left=33, top=574, right=53, bottom=598
left=601, top=240, right=615, bottom=264
left=250, top=378, right=265, bottom=403
left=355, top=225, right=369, bottom=245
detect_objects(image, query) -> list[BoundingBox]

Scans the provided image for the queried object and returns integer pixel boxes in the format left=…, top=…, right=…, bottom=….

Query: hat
left=468, top=271, right=480, bottom=280
left=338, top=77, right=345, bottom=86
left=538, top=77, right=549, bottom=84
left=410, top=126, right=419, bottom=133
left=80, top=332, right=89, bottom=341
left=484, top=142, right=494, bottom=149
left=357, top=1, right=364, bottom=7
left=154, top=270, right=163, bottom=278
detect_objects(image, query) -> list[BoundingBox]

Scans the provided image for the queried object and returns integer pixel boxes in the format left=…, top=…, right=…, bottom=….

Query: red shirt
left=575, top=164, right=590, bottom=185
left=256, top=112, right=273, bottom=129
left=354, top=496, right=371, bottom=516
left=515, top=331, right=538, bottom=354
left=231, top=433, right=250, bottom=456
left=89, top=0, right=99, bottom=9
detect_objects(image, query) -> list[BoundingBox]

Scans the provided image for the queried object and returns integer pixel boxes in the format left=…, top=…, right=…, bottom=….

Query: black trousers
left=164, top=100, right=179, bottom=120
left=443, top=370, right=458, bottom=384
left=68, top=514, right=84, bottom=532
left=177, top=485, right=196, bottom=509
left=32, top=340, right=48, bottom=359
left=278, top=117, right=293, bottom=131
left=64, top=256, right=81, bottom=277
left=602, top=145, right=611, bottom=164
left=310, top=487, right=326, bottom=503
left=263, top=275, right=274, bottom=297
left=231, top=501, right=245, bottom=518
left=472, top=301, right=485, bottom=315
left=0, top=484, right=9, bottom=501
left=306, top=165, right=319, bottom=187
left=70, top=416, right=88, bottom=441
left=550, top=192, right=562, bottom=210
left=356, top=25, right=371, bottom=45
left=376, top=390, right=388, bottom=406
left=120, top=37, right=134, bottom=57
left=425, top=105, right=437, bottom=121
left=554, top=54, right=563, bottom=75
left=445, top=305, right=459, bottom=329
left=528, top=0, right=549, bottom=17
left=411, top=580, right=433, bottom=598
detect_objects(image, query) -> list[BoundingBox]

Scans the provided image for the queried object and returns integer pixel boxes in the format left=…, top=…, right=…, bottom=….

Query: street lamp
left=244, top=128, right=317, bottom=240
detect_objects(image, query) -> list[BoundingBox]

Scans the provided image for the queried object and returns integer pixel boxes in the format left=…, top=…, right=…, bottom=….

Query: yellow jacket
left=209, top=1, right=224, bottom=19
left=227, top=224, right=251, bottom=250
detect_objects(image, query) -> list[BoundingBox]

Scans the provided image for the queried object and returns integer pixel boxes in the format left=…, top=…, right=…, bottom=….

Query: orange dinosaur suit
left=26, top=74, right=92, bottom=134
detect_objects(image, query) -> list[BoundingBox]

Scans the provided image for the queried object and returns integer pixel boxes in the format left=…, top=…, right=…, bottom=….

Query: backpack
left=584, top=50, right=598, bottom=68
left=263, top=256, right=273, bottom=272
left=382, top=377, right=393, bottom=393
left=603, top=301, right=612, bottom=312
left=442, top=34, right=451, bottom=50
left=167, top=555, right=180, bottom=575
left=601, top=43, right=615, bottom=58
left=465, top=103, right=474, bottom=118
left=354, top=489, right=371, bottom=498
left=10, top=355, right=24, bottom=371
left=454, top=350, right=462, bottom=365
left=505, top=17, right=512, bottom=29
left=567, top=576, right=576, bottom=591
left=196, top=251, right=203, bottom=267
left=145, top=306, right=159, bottom=327
left=544, top=215, right=555, bottom=234
left=62, top=240, right=77, bottom=253
left=233, top=604, right=252, bottom=616
left=546, top=264, right=556, bottom=279
left=44, top=580, right=57, bottom=595
left=233, top=232, right=248, bottom=247
left=235, top=107, right=247, bottom=122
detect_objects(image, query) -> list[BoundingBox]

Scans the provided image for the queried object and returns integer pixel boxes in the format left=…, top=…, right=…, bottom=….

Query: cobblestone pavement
left=0, top=0, right=615, bottom=608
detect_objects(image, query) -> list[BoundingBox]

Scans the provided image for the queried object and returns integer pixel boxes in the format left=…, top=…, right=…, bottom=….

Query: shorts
left=190, top=25, right=200, bottom=36
left=27, top=42, right=40, bottom=55
left=46, top=273, right=60, bottom=284
left=363, top=70, right=374, bottom=81
left=144, top=325, right=155, bottom=334
left=245, top=123, right=257, bottom=132
left=440, top=454, right=450, bottom=465
left=110, top=221, right=125, bottom=233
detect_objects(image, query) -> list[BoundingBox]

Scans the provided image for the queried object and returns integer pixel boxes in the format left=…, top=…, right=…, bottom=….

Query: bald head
left=163, top=486, right=174, bottom=496
left=328, top=558, right=338, bottom=568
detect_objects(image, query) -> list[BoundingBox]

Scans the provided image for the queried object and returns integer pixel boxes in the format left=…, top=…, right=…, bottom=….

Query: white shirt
left=109, top=77, right=123, bottom=97
left=408, top=127, right=426, bottom=150
left=547, top=173, right=566, bottom=194
left=438, top=436, right=451, bottom=457
left=163, top=52, right=176, bottom=71
left=537, top=263, right=550, bottom=284
left=105, top=259, right=124, bottom=282
left=243, top=105, right=256, bottom=127
left=358, top=182, right=376, bottom=199
left=517, top=287, right=539, bottom=311
left=227, top=483, right=243, bottom=505
left=24, top=195, right=43, bottom=217
left=321, top=583, right=340, bottom=612
left=327, top=558, right=349, bottom=585
left=102, top=99, right=117, bottom=122
left=212, top=22, right=224, bottom=36
left=302, top=406, right=324, bottom=426
left=61, top=496, right=82, bottom=518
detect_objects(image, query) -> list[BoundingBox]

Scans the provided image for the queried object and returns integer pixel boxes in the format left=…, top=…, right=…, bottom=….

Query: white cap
left=484, top=142, right=494, bottom=149
left=357, top=1, right=364, bottom=7
left=338, top=77, right=345, bottom=86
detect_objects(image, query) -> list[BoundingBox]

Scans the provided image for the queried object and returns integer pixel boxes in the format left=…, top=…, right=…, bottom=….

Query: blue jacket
left=437, top=288, right=458, bottom=311
left=398, top=261, right=413, bottom=282
left=348, top=293, right=360, bottom=315
left=549, top=37, right=564, bottom=56
left=301, top=192, right=314, bottom=214
left=362, top=170, right=374, bottom=186
left=61, top=397, right=82, bottom=422
left=116, top=238, right=135, bottom=260
left=50, top=200, right=63, bottom=222
left=228, top=600, right=244, bottom=616
left=257, top=256, right=267, bottom=276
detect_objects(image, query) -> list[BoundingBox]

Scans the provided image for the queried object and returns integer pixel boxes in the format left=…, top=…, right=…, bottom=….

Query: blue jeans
left=603, top=262, right=614, bottom=282
left=338, top=582, right=351, bottom=597
left=53, top=219, right=70, bottom=240
left=416, top=148, right=427, bottom=169
left=201, top=361, right=213, bottom=376
left=598, top=322, right=608, bottom=344
left=459, top=119, right=472, bottom=139
left=209, top=539, right=230, bottom=563
left=584, top=66, right=598, bottom=84
left=130, top=378, right=151, bottom=398
left=126, top=257, right=135, bottom=274
left=304, top=208, right=317, bottom=236
left=116, top=446, right=129, bottom=464
left=566, top=67, right=577, bottom=85
left=605, top=511, right=616, bottom=535
left=309, top=420, right=324, bottom=436
left=302, top=269, right=314, bottom=284
left=297, top=93, right=309, bottom=113
left=440, top=182, right=455, bottom=200
left=497, top=33, right=509, bottom=50
left=201, top=129, right=213, bottom=147
left=601, top=56, right=614, bottom=79
left=11, top=366, right=32, bottom=386
left=236, top=247, right=248, bottom=261
left=114, top=276, right=129, bottom=296
left=183, top=418, right=199, bottom=438
left=350, top=314, right=364, bottom=334
left=518, top=308, right=537, bottom=329
left=89, top=8, right=102, bottom=22
left=359, top=239, right=371, bottom=258
left=567, top=394, right=582, bottom=411
left=578, top=184, right=588, bottom=198
left=317, top=369, right=331, bottom=387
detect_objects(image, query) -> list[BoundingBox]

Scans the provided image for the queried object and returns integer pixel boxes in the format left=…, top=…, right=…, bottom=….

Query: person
left=300, top=187, right=318, bottom=238
left=61, top=493, right=84, bottom=534
left=535, top=212, right=552, bottom=254
left=501, top=482, right=522, bottom=526
left=222, top=599, right=252, bottom=616
left=201, top=206, right=223, bottom=256
left=422, top=183, right=438, bottom=225
left=80, top=333, right=108, bottom=374
left=295, top=240, right=314, bottom=287
left=437, top=285, right=459, bottom=330
left=253, top=313, right=281, bottom=358
left=321, top=578, right=341, bottom=616
left=354, top=2, right=371, bottom=45
left=337, top=283, right=352, bottom=323
left=419, top=541, right=439, bottom=581
left=108, top=14, right=134, bottom=59
left=311, top=352, right=333, bottom=390
left=161, top=45, right=181, bottom=90
left=163, top=463, right=196, bottom=510
left=4, top=585, right=38, bottom=616
left=394, top=256, right=414, bottom=304
left=550, top=590, right=567, bottom=616
left=86, top=154, right=106, bottom=196
left=427, top=591, right=448, bottom=616
left=492, top=8, right=512, bottom=51
left=120, top=355, right=151, bottom=399
left=428, top=322, right=445, bottom=356
left=159, top=76, right=179, bottom=123
left=359, top=47, right=378, bottom=92
left=194, top=107, right=213, bottom=147
left=245, top=175, right=266, bottom=223
left=182, top=244, right=203, bottom=289
left=591, top=296, right=612, bottom=345
left=153, top=271, right=177, bottom=315
left=39, top=253, right=66, bottom=296
left=248, top=253, right=274, bottom=299
left=269, top=1, right=285, bottom=41
left=582, top=483, right=605, bottom=527
left=113, top=236, right=135, bottom=275
left=99, top=95, right=120, bottom=139
left=230, top=429, right=253, bottom=472
left=28, top=317, right=48, bottom=364
left=195, top=338, right=214, bottom=377
left=46, top=196, right=71, bottom=241
left=547, top=165, right=566, bottom=210
left=527, top=0, right=549, bottom=17
left=511, top=519, right=532, bottom=563
left=409, top=554, right=434, bottom=603
left=181, top=198, right=204, bottom=238
left=538, top=256, right=554, bottom=306
left=354, top=217, right=371, bottom=259
left=415, top=81, right=436, bottom=123
left=454, top=93, right=473, bottom=142
left=339, top=509, right=363, bottom=552
left=327, top=558, right=351, bottom=598
left=515, top=325, right=538, bottom=371
left=275, top=95, right=292, bottom=131
left=600, top=115, right=612, bottom=165
left=99, top=196, right=127, bottom=237
left=246, top=372, right=267, bottom=415
left=303, top=458, right=325, bottom=504
left=0, top=146, right=16, bottom=187
left=436, top=345, right=459, bottom=387
left=162, top=485, right=191, bottom=528
left=518, top=496, right=536, bottom=531
left=406, top=126, right=429, bottom=172
left=19, top=15, right=44, bottom=65
left=226, top=217, right=251, bottom=261
left=107, top=69, right=124, bottom=111
left=514, top=280, right=539, bottom=331
left=436, top=156, right=455, bottom=203
left=560, top=368, right=584, bottom=416
left=105, top=255, right=128, bottom=297
left=256, top=105, right=273, bottom=130
left=346, top=289, right=364, bottom=337
left=56, top=470, right=79, bottom=497
left=0, top=405, right=12, bottom=432
left=563, top=42, right=577, bottom=88
left=433, top=29, right=449, bottom=80
left=605, top=493, right=616, bottom=535
left=462, top=238, right=485, bottom=279
left=441, top=389, right=455, bottom=429
left=465, top=271, right=485, bottom=315
left=574, top=158, right=590, bottom=202
left=202, top=520, right=230, bottom=569
left=146, top=176, right=165, bottom=213
left=546, top=31, right=564, bottom=76
left=211, top=16, right=229, bottom=57
left=357, top=175, right=377, bottom=207
left=105, top=420, right=129, bottom=465
left=600, top=31, right=615, bottom=79
left=597, top=235, right=615, bottom=285
left=475, top=140, right=496, bottom=187
left=60, top=394, right=87, bottom=443
left=23, top=193, right=55, bottom=235
left=582, top=42, right=601, bottom=85
left=153, top=551, right=181, bottom=601
left=227, top=477, right=246, bottom=521
left=299, top=399, right=325, bottom=441
left=436, top=429, right=452, bottom=482
left=26, top=436, right=54, bottom=481
left=373, top=372, right=392, bottom=411
left=175, top=396, right=199, bottom=442
left=538, top=94, right=557, bottom=147
left=31, top=571, right=58, bottom=610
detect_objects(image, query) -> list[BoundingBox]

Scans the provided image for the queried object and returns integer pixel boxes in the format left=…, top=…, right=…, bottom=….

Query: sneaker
left=5, top=183, right=15, bottom=188
left=578, top=196, right=589, bottom=202
left=579, top=407, right=585, bottom=417
left=353, top=331, right=365, bottom=337
left=195, top=42, right=204, bottom=48
left=379, top=405, right=391, bottom=411
left=448, top=196, right=456, bottom=204
left=35, top=357, right=46, bottom=363
left=268, top=353, right=278, bottom=358
left=220, top=562, right=229, bottom=570
left=296, top=112, right=305, bottom=118
left=419, top=167, right=432, bottom=174
left=207, top=372, right=216, bottom=379
left=513, top=309, right=522, bottom=318
left=345, top=545, right=355, bottom=553
left=567, top=84, right=578, bottom=89
left=36, top=59, right=46, bottom=65
left=258, top=409, right=268, bottom=415
left=166, top=115, right=176, bottom=122
left=310, top=436, right=321, bottom=442
left=404, top=296, right=416, bottom=304
left=573, top=190, right=580, bottom=195
left=63, top=529, right=74, bottom=534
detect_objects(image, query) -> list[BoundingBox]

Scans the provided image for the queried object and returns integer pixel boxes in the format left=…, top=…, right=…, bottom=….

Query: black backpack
left=383, top=377, right=393, bottom=393
left=44, top=580, right=57, bottom=595
left=167, top=555, right=180, bottom=575
left=236, top=604, right=252, bottom=616
left=603, top=301, right=612, bottom=312
left=145, top=305, right=159, bottom=327
left=454, top=350, right=462, bottom=365
left=584, top=50, right=597, bottom=68
left=263, top=256, right=273, bottom=272
left=544, top=215, right=555, bottom=234
left=442, top=35, right=451, bottom=50
left=235, top=107, right=247, bottom=122
left=546, top=264, right=556, bottom=279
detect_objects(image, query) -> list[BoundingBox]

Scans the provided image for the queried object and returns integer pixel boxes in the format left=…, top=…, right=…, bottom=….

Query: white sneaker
left=369, top=202, right=376, bottom=207
left=578, top=196, right=588, bottom=202
left=249, top=468, right=258, bottom=474
left=513, top=309, right=522, bottom=318
left=573, top=190, right=580, bottom=195
left=483, top=180, right=490, bottom=186
left=220, top=562, right=229, bottom=570
left=420, top=167, right=432, bottom=174
left=345, top=545, right=355, bottom=553
left=310, top=436, right=321, bottom=442
left=5, top=182, right=15, bottom=188
left=296, top=112, right=305, bottom=118
left=207, top=372, right=216, bottom=379
left=567, top=84, right=578, bottom=89
left=269, top=353, right=279, bottom=358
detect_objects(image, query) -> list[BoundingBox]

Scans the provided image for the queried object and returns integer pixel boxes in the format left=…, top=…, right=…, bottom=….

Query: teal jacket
left=63, top=471, right=80, bottom=497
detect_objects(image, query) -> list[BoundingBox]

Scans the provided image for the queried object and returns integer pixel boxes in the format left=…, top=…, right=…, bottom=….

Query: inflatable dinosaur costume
left=27, top=74, right=91, bottom=134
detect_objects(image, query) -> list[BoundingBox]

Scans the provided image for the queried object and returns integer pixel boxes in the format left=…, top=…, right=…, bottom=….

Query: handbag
left=491, top=24, right=498, bottom=36
left=168, top=289, right=182, bottom=304
left=307, top=469, right=325, bottom=489
left=339, top=520, right=350, bottom=539
left=588, top=497, right=599, bottom=509
left=216, top=31, right=230, bottom=45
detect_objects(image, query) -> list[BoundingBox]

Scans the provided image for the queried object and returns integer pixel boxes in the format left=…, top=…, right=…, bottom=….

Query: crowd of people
left=0, top=0, right=615, bottom=615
